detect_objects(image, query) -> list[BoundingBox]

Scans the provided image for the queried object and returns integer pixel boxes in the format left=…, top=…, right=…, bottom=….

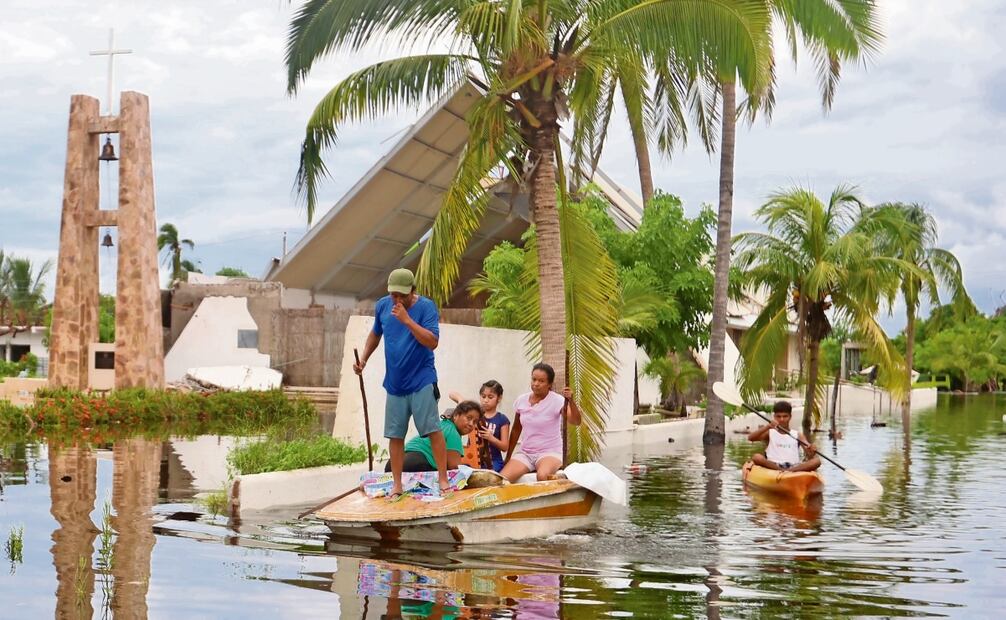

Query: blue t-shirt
left=373, top=294, right=439, bottom=396
left=484, top=411, right=510, bottom=472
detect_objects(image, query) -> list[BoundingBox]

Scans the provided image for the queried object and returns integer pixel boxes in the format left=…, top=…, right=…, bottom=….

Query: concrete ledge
left=631, top=408, right=805, bottom=448
left=229, top=462, right=369, bottom=513
left=0, top=377, right=47, bottom=406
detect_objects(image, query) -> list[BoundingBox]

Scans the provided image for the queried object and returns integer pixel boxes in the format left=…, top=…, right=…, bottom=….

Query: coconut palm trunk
left=527, top=104, right=567, bottom=389
left=704, top=79, right=737, bottom=446
left=621, top=81, right=654, bottom=205
left=903, top=308, right=915, bottom=424
left=803, top=337, right=822, bottom=436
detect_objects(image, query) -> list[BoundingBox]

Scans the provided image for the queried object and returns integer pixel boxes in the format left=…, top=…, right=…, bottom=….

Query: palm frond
left=587, top=0, right=773, bottom=95
left=416, top=96, right=521, bottom=304
left=285, top=0, right=471, bottom=93
left=295, top=55, right=471, bottom=222
left=738, top=287, right=791, bottom=397
left=560, top=201, right=620, bottom=462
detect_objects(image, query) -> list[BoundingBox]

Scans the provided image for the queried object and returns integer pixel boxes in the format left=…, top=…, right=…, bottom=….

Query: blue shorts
left=384, top=383, right=439, bottom=439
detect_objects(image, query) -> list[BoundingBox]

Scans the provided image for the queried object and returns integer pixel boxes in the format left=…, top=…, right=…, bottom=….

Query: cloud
left=0, top=0, right=1003, bottom=336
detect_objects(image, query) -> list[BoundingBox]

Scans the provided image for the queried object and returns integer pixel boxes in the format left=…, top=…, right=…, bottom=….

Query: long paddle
left=712, top=381, right=883, bottom=495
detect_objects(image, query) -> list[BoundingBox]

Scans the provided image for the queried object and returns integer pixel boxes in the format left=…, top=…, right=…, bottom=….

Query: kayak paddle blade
left=712, top=381, right=745, bottom=407
left=845, top=468, right=883, bottom=495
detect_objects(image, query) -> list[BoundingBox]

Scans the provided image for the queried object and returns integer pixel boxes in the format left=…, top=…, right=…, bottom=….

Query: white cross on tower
left=89, top=29, right=132, bottom=115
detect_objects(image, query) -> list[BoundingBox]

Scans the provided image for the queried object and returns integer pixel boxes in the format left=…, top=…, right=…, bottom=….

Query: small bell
left=101, top=230, right=114, bottom=248
left=98, top=136, right=118, bottom=161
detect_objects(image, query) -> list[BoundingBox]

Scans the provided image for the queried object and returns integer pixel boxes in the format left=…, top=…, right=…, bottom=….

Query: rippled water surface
left=1, top=394, right=1004, bottom=618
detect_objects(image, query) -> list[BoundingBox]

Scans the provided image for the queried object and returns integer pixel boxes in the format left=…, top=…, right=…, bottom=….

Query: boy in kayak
left=748, top=401, right=821, bottom=472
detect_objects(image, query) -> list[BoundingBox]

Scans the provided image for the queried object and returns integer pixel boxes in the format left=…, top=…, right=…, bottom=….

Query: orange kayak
left=742, top=461, right=824, bottom=502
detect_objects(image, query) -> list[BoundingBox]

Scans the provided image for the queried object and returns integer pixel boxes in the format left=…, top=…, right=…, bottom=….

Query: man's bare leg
left=388, top=438, right=405, bottom=495
left=751, top=453, right=781, bottom=470
left=427, top=430, right=450, bottom=492
left=790, top=456, right=821, bottom=472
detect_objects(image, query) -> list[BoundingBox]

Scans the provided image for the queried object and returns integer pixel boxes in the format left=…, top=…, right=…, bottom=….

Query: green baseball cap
left=387, top=268, right=415, bottom=294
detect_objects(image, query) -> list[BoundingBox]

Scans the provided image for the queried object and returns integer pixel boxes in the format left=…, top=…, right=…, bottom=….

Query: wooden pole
left=354, top=348, right=374, bottom=471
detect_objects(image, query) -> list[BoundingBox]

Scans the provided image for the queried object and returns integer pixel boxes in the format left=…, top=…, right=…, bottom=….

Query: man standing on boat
left=353, top=268, right=448, bottom=496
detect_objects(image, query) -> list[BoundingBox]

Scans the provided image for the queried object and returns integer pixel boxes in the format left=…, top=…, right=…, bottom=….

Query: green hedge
left=0, top=388, right=317, bottom=444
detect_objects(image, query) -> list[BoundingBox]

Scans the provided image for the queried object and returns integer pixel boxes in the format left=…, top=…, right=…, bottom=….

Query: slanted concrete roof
left=265, top=84, right=642, bottom=305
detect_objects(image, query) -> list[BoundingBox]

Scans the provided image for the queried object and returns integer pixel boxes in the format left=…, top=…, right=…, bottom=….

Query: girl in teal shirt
left=384, top=401, right=481, bottom=472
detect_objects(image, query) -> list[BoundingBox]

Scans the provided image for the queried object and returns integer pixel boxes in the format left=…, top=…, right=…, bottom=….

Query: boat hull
left=316, top=479, right=601, bottom=544
left=742, top=461, right=824, bottom=502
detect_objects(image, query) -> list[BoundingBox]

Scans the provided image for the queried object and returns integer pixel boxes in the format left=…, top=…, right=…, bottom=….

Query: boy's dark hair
left=480, top=379, right=504, bottom=398
left=453, top=400, right=484, bottom=418
left=773, top=400, right=792, bottom=414
left=532, top=362, right=555, bottom=384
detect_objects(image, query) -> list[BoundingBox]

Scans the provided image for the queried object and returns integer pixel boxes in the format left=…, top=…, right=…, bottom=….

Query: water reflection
left=1, top=395, right=1002, bottom=616
left=110, top=439, right=161, bottom=617
left=49, top=444, right=98, bottom=619
left=47, top=440, right=160, bottom=619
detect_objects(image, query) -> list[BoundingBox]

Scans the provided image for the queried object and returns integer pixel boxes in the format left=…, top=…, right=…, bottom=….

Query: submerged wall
left=825, top=383, right=938, bottom=415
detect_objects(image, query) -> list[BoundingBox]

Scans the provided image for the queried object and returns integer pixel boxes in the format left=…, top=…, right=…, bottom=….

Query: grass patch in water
left=200, top=491, right=229, bottom=517
left=228, top=435, right=370, bottom=475
left=5, top=525, right=23, bottom=572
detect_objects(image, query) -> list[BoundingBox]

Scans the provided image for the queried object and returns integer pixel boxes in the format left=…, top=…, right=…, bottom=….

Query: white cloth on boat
left=359, top=465, right=474, bottom=498
left=563, top=462, right=627, bottom=506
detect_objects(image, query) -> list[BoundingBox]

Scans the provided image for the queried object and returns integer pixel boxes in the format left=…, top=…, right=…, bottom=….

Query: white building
left=1, top=326, right=48, bottom=371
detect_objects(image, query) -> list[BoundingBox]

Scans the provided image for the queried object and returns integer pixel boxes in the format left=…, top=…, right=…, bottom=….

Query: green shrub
left=228, top=435, right=370, bottom=475
left=0, top=389, right=317, bottom=444
left=0, top=353, right=38, bottom=379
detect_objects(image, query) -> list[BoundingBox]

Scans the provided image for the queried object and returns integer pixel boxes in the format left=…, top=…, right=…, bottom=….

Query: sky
left=1, top=1, right=1004, bottom=334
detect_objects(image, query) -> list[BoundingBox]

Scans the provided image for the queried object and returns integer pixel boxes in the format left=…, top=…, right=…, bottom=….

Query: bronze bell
left=101, top=230, right=114, bottom=248
left=98, top=136, right=118, bottom=161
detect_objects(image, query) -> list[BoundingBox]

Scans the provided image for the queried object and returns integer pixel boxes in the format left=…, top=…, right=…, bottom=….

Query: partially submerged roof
left=265, top=84, right=643, bottom=305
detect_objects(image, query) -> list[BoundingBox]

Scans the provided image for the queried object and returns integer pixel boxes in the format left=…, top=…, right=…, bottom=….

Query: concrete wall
left=167, top=283, right=486, bottom=388
left=280, top=287, right=358, bottom=310
left=168, top=280, right=283, bottom=354
left=0, top=377, right=47, bottom=405
left=332, top=315, right=641, bottom=451
left=270, top=308, right=355, bottom=388
left=164, top=296, right=271, bottom=382
left=271, top=305, right=485, bottom=388
left=826, top=383, right=938, bottom=415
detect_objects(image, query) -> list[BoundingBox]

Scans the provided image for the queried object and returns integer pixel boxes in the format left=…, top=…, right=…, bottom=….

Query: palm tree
left=286, top=0, right=772, bottom=398
left=734, top=185, right=907, bottom=436
left=644, top=353, right=705, bottom=414
left=0, top=256, right=53, bottom=350
left=870, top=203, right=974, bottom=412
left=704, top=1, right=883, bottom=445
left=157, top=223, right=195, bottom=284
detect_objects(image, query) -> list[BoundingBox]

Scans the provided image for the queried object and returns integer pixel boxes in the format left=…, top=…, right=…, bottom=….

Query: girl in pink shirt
left=501, top=363, right=582, bottom=482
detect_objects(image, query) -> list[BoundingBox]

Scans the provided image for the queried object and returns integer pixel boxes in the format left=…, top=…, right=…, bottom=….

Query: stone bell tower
left=48, top=91, right=164, bottom=389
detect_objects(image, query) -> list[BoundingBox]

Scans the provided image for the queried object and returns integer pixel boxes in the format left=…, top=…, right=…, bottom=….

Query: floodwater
left=1, top=395, right=1004, bottom=618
